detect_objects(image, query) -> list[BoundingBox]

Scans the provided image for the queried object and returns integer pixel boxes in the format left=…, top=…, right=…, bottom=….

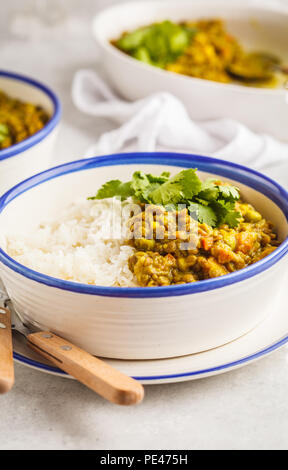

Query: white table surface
left=1, top=0, right=288, bottom=451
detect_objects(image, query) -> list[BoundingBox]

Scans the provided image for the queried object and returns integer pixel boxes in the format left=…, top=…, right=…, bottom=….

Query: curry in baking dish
left=113, top=19, right=287, bottom=88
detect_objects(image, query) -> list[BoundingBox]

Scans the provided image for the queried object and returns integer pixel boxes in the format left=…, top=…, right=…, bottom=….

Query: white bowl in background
left=93, top=0, right=288, bottom=141
left=0, top=70, right=61, bottom=194
left=0, top=152, right=287, bottom=360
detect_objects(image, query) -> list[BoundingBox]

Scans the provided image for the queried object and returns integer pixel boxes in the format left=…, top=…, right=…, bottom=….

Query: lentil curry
left=127, top=202, right=277, bottom=286
left=0, top=90, right=50, bottom=150
left=113, top=19, right=286, bottom=88
left=89, top=169, right=279, bottom=287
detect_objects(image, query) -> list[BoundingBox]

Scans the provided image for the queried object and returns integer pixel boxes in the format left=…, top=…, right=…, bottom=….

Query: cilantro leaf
left=193, top=197, right=210, bottom=207
left=198, top=179, right=219, bottom=201
left=116, top=27, right=150, bottom=51
left=217, top=184, right=240, bottom=201
left=146, top=171, right=170, bottom=182
left=199, top=178, right=240, bottom=203
left=210, top=200, right=241, bottom=228
left=88, top=180, right=134, bottom=201
left=116, top=21, right=193, bottom=69
left=149, top=169, right=202, bottom=205
left=131, top=172, right=152, bottom=201
left=222, top=209, right=242, bottom=228
left=189, top=203, right=218, bottom=227
left=131, top=171, right=170, bottom=202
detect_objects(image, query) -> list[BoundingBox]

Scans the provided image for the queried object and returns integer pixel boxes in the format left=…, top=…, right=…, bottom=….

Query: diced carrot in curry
left=201, top=236, right=213, bottom=251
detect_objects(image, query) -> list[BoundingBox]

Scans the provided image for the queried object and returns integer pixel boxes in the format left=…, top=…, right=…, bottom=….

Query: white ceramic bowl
left=0, top=71, right=61, bottom=194
left=93, top=0, right=288, bottom=141
left=0, top=152, right=288, bottom=360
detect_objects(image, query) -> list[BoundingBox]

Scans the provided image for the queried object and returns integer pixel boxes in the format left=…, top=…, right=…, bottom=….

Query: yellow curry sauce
left=128, top=201, right=278, bottom=287
left=0, top=90, right=50, bottom=150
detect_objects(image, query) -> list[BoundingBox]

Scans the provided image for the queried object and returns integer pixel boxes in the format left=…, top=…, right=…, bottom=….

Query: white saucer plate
left=13, top=287, right=288, bottom=384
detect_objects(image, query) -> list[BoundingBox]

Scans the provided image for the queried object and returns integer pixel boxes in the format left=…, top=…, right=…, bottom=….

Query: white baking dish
left=0, top=71, right=61, bottom=194
left=93, top=0, right=288, bottom=140
left=0, top=152, right=287, bottom=359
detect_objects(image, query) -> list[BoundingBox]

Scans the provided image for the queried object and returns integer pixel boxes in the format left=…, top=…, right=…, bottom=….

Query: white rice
left=6, top=198, right=137, bottom=287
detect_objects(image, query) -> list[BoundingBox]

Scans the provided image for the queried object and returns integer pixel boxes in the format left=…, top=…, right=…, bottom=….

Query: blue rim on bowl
left=0, top=152, right=288, bottom=298
left=0, top=70, right=61, bottom=162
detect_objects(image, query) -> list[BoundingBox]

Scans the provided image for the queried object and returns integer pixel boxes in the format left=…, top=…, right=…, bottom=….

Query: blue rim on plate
left=0, top=70, right=61, bottom=161
left=0, top=152, right=288, bottom=298
left=13, top=333, right=288, bottom=380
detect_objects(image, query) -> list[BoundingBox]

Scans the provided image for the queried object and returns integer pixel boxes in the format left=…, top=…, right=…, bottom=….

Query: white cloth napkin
left=72, top=69, right=288, bottom=171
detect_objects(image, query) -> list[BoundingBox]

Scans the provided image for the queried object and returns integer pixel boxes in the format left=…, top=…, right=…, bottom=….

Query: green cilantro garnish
left=148, top=169, right=202, bottom=205
left=218, top=184, right=240, bottom=201
left=88, top=169, right=241, bottom=228
left=88, top=180, right=134, bottom=201
left=131, top=171, right=170, bottom=202
left=222, top=209, right=242, bottom=228
left=189, top=203, right=218, bottom=227
left=115, top=20, right=196, bottom=69
left=198, top=178, right=240, bottom=202
left=211, top=199, right=241, bottom=228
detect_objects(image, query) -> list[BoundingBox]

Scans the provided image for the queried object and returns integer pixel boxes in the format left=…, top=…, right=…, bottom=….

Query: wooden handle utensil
left=0, top=307, right=14, bottom=394
left=27, top=331, right=144, bottom=406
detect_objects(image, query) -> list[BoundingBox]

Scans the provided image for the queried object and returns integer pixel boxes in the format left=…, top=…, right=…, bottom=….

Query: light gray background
left=1, top=0, right=288, bottom=450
